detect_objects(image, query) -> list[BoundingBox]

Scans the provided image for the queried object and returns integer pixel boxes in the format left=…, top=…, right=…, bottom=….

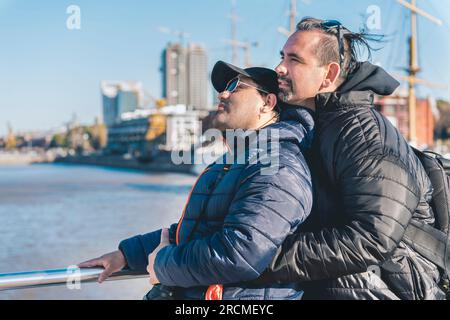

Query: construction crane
left=224, top=39, right=258, bottom=68
left=396, top=0, right=446, bottom=144
left=140, top=89, right=167, bottom=146
left=5, top=122, right=16, bottom=149
left=229, top=0, right=239, bottom=64
left=141, top=89, right=166, bottom=110
left=225, top=0, right=258, bottom=67
left=278, top=0, right=298, bottom=37
left=157, top=26, right=191, bottom=47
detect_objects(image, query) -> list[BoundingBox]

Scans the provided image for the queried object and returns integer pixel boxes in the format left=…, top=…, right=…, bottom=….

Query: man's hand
left=78, top=250, right=127, bottom=283
left=147, top=228, right=170, bottom=285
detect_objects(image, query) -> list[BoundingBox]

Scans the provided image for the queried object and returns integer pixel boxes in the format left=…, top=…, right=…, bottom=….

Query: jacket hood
left=338, top=61, right=400, bottom=96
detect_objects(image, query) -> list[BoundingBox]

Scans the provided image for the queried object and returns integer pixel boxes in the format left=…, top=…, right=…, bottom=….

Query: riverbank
left=54, top=153, right=199, bottom=175
left=0, top=150, right=61, bottom=165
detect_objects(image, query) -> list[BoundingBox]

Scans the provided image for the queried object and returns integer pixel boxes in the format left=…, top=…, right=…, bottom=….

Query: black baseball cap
left=211, top=60, right=279, bottom=95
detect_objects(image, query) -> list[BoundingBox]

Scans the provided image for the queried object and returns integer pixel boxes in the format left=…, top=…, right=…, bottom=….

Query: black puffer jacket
left=261, top=62, right=446, bottom=300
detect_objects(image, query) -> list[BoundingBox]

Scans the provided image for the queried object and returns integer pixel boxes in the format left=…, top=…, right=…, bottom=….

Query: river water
left=0, top=164, right=196, bottom=300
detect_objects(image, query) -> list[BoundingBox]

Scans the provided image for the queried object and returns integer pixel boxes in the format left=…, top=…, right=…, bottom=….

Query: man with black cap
left=79, top=61, right=315, bottom=300
left=209, top=61, right=281, bottom=132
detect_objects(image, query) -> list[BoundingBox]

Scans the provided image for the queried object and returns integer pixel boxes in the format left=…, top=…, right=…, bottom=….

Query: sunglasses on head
left=224, top=77, right=270, bottom=95
left=319, top=20, right=349, bottom=71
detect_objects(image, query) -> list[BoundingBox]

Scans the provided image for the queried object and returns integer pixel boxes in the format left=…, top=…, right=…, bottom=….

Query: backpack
left=403, top=149, right=450, bottom=298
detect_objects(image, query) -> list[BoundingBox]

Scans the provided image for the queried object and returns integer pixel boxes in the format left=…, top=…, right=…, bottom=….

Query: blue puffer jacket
left=119, top=108, right=314, bottom=300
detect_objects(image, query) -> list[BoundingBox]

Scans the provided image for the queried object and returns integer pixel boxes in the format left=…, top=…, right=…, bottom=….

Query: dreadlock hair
left=296, top=17, right=384, bottom=79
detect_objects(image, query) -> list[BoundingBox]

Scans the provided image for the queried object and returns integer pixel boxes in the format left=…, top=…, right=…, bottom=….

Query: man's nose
left=218, top=90, right=231, bottom=100
left=275, top=62, right=287, bottom=76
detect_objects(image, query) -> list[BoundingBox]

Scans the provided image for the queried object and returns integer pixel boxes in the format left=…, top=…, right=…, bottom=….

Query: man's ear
left=320, top=62, right=341, bottom=91
left=261, top=93, right=277, bottom=113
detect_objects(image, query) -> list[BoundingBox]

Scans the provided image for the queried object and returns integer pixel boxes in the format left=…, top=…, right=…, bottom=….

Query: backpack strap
left=403, top=219, right=449, bottom=275
left=404, top=149, right=450, bottom=284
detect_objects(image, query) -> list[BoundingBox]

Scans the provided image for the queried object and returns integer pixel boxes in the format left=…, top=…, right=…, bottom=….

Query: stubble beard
left=277, top=77, right=296, bottom=104
left=278, top=88, right=294, bottom=104
left=278, top=85, right=308, bottom=107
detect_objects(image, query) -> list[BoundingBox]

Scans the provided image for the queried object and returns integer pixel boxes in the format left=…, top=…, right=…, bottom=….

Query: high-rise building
left=101, top=81, right=143, bottom=127
left=162, top=43, right=188, bottom=106
left=101, top=82, right=119, bottom=127
left=162, top=43, right=208, bottom=110
left=187, top=44, right=208, bottom=110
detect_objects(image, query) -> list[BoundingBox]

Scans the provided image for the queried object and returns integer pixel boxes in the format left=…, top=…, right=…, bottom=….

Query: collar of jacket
left=314, top=91, right=375, bottom=114
left=276, top=104, right=315, bottom=150
left=279, top=104, right=315, bottom=132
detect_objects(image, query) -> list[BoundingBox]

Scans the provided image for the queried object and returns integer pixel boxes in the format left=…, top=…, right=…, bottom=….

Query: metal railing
left=0, top=268, right=147, bottom=291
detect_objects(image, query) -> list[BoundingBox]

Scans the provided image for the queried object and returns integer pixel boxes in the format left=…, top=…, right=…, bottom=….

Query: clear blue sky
left=1, top=0, right=450, bottom=136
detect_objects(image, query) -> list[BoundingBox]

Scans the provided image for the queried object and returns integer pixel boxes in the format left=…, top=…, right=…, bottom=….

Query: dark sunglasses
left=224, top=77, right=269, bottom=95
left=320, top=20, right=349, bottom=71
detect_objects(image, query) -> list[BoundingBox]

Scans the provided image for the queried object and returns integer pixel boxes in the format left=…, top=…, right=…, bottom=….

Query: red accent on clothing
left=205, top=284, right=223, bottom=300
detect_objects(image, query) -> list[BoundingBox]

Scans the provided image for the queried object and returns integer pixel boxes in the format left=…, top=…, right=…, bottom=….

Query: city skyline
left=1, top=0, right=450, bottom=136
